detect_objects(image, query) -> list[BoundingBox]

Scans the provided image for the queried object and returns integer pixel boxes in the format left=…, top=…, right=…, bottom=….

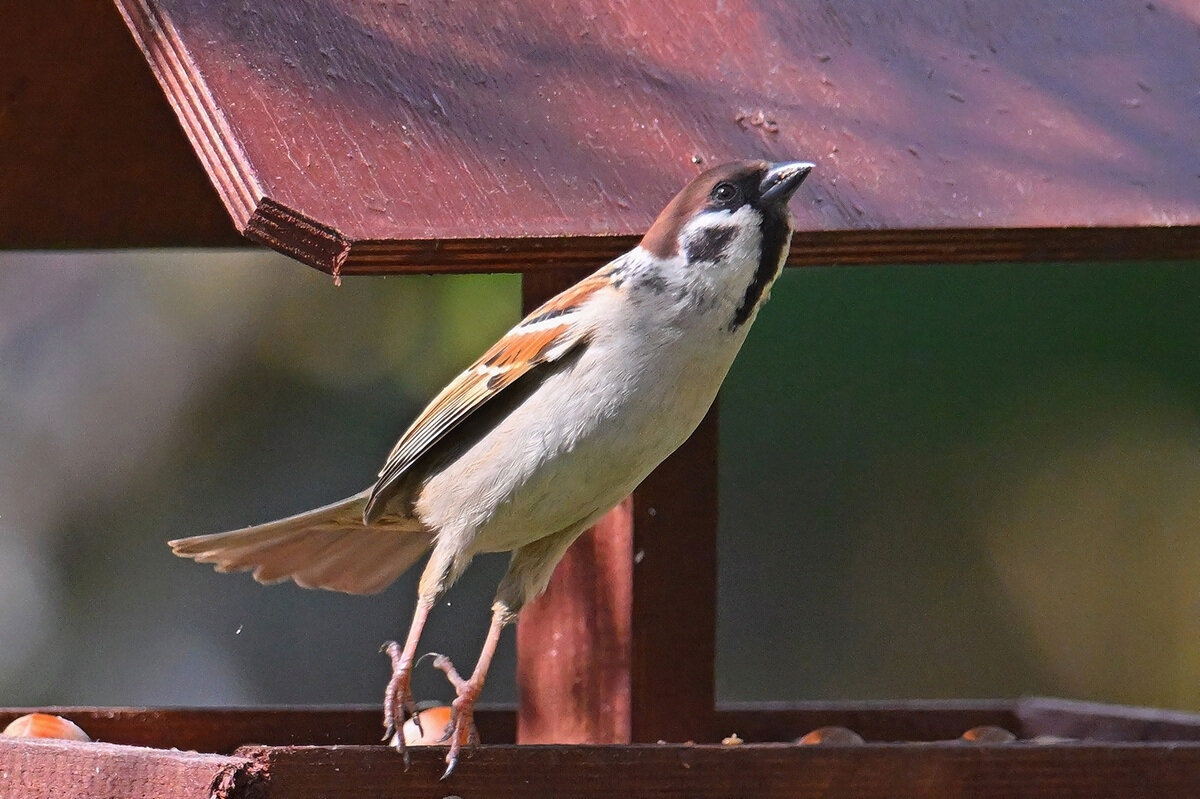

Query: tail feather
left=169, top=490, right=432, bottom=595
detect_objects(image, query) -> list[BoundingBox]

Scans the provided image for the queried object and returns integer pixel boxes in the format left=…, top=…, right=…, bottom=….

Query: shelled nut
left=961, top=725, right=1017, bottom=743
left=2, top=713, right=90, bottom=742
left=796, top=726, right=865, bottom=745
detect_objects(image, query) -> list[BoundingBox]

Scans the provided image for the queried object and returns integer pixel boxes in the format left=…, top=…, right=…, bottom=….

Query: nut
left=2, top=713, right=90, bottom=742
left=796, top=726, right=864, bottom=745
left=961, top=725, right=1017, bottom=743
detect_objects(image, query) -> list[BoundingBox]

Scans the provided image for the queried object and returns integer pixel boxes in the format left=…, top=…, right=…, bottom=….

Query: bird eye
left=710, top=182, right=741, bottom=206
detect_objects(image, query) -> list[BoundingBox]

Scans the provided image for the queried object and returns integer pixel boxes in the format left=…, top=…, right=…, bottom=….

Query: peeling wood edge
left=113, top=0, right=262, bottom=228
left=209, top=757, right=267, bottom=799
left=239, top=220, right=1200, bottom=276
left=211, top=755, right=271, bottom=799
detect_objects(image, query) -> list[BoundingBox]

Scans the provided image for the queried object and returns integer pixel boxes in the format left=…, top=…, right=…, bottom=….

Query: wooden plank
left=0, top=737, right=252, bottom=799
left=516, top=499, right=634, bottom=744
left=0, top=707, right=515, bottom=753
left=11, top=728, right=1200, bottom=798
left=6, top=700, right=1200, bottom=754
left=713, top=700, right=1022, bottom=743
left=711, top=699, right=1200, bottom=743
left=109, top=0, right=1200, bottom=274
left=237, top=743, right=1200, bottom=799
left=0, top=0, right=241, bottom=249
left=629, top=407, right=718, bottom=743
left=515, top=268, right=634, bottom=744
left=326, top=226, right=1200, bottom=275
left=515, top=269, right=718, bottom=745
left=1017, top=697, right=1200, bottom=743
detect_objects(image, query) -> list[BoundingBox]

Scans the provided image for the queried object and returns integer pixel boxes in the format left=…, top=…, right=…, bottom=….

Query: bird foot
left=381, top=640, right=420, bottom=765
left=429, top=653, right=481, bottom=779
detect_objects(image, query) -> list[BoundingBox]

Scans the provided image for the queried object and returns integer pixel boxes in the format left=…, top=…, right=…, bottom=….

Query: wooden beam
left=515, top=499, right=634, bottom=743
left=515, top=269, right=718, bottom=744
left=12, top=720, right=1200, bottom=799
left=628, top=409, right=717, bottom=743
left=515, top=268, right=633, bottom=744
left=0, top=0, right=241, bottom=249
left=6, top=699, right=1200, bottom=753
left=0, top=737, right=248, bottom=799
left=289, top=226, right=1200, bottom=276
left=238, top=742, right=1200, bottom=798
left=107, top=0, right=1199, bottom=273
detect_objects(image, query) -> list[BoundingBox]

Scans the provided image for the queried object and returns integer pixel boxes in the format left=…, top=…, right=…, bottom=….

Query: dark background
left=2, top=250, right=1198, bottom=711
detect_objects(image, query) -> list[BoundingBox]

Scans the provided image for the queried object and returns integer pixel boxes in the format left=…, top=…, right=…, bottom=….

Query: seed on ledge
left=961, top=725, right=1017, bottom=743
left=797, top=726, right=865, bottom=745
left=2, top=713, right=91, bottom=742
left=402, top=705, right=453, bottom=746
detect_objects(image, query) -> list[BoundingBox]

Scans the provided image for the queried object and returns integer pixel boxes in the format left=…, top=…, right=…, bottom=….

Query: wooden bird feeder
left=3, top=0, right=1200, bottom=796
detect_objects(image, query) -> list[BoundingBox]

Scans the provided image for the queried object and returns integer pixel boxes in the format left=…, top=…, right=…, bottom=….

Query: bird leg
left=382, top=546, right=463, bottom=763
left=429, top=603, right=509, bottom=779
left=381, top=597, right=434, bottom=760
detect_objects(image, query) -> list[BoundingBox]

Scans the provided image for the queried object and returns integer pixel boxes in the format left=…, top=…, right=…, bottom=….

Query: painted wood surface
left=104, top=0, right=1200, bottom=273
left=6, top=701, right=1200, bottom=798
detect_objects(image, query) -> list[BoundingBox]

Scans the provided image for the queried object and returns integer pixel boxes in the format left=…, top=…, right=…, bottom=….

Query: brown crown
left=639, top=160, right=769, bottom=258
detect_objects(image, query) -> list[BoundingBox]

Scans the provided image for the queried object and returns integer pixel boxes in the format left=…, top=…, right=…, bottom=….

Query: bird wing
left=363, top=269, right=612, bottom=522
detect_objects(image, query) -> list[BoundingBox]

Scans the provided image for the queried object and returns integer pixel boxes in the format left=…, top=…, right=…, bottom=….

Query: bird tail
left=169, top=490, right=432, bottom=595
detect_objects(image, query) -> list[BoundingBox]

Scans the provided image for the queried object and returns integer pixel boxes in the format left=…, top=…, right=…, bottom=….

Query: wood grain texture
left=235, top=742, right=1200, bottom=799
left=0, top=0, right=241, bottom=249
left=109, top=0, right=1200, bottom=273
left=10, top=733, right=1200, bottom=799
left=7, top=702, right=1200, bottom=798
left=517, top=499, right=634, bottom=744
left=0, top=737, right=251, bottom=799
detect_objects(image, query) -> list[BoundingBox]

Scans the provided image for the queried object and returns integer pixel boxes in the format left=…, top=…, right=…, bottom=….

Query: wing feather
left=363, top=268, right=613, bottom=522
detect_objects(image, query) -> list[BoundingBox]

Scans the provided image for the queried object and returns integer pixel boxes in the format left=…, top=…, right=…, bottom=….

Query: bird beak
left=759, top=161, right=815, bottom=205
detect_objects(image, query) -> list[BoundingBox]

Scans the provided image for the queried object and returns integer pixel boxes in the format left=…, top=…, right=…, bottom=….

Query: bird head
left=638, top=160, right=814, bottom=330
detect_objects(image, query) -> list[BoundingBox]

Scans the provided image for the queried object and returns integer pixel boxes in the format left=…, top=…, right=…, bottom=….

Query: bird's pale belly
left=415, top=333, right=733, bottom=554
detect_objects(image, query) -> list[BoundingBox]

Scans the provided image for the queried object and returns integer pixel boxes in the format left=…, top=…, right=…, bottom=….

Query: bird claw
left=438, top=708, right=476, bottom=779
left=381, top=640, right=420, bottom=766
left=429, top=652, right=467, bottom=690
left=429, top=653, right=480, bottom=780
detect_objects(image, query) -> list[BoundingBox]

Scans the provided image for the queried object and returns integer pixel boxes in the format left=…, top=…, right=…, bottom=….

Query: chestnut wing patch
left=363, top=269, right=610, bottom=522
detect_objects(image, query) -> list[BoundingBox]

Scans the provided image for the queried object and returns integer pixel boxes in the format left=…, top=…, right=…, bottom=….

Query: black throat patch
left=685, top=225, right=737, bottom=263
left=729, top=209, right=788, bottom=331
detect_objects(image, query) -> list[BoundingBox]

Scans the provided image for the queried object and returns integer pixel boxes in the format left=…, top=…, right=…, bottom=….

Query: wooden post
left=516, top=269, right=717, bottom=744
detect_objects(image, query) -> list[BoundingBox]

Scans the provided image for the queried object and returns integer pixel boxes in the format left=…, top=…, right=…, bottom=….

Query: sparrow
left=170, top=159, right=814, bottom=777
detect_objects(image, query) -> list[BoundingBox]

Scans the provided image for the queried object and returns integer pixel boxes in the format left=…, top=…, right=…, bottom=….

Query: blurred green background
left=1, top=250, right=1198, bottom=711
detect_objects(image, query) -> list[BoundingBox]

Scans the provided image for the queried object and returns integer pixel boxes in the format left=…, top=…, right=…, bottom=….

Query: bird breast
left=413, top=285, right=747, bottom=555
